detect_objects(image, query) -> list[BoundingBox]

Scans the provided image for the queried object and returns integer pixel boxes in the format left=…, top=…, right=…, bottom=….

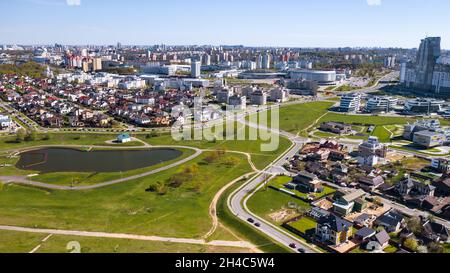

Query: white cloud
left=366, top=0, right=382, bottom=6
left=66, top=0, right=81, bottom=6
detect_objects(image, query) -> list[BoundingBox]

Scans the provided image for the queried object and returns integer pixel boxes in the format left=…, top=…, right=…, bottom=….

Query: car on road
left=254, top=222, right=261, bottom=227
left=297, top=248, right=305, bottom=253
left=289, top=243, right=296, bottom=249
left=247, top=218, right=254, bottom=223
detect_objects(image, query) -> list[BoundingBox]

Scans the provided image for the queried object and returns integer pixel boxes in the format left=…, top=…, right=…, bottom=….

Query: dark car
left=247, top=218, right=254, bottom=223
left=289, top=243, right=296, bottom=249
left=254, top=222, right=261, bottom=227
left=298, top=248, right=305, bottom=253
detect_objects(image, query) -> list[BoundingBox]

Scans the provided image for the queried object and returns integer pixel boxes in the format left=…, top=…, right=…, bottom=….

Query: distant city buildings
left=400, top=37, right=450, bottom=97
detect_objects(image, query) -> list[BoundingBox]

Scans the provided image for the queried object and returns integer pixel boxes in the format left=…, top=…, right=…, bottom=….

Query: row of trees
left=15, top=129, right=50, bottom=143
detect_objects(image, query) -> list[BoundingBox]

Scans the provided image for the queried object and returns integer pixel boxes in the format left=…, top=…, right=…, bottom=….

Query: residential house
left=332, top=189, right=366, bottom=216
left=358, top=176, right=385, bottom=192
left=421, top=219, right=449, bottom=243
left=395, top=176, right=436, bottom=197
left=315, top=214, right=353, bottom=246
left=374, top=210, right=405, bottom=233
left=320, top=122, right=352, bottom=135
left=292, top=171, right=323, bottom=193
left=355, top=227, right=376, bottom=242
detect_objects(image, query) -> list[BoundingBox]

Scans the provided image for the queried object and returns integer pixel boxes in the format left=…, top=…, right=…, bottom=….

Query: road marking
left=29, top=244, right=41, bottom=253
left=42, top=234, right=53, bottom=242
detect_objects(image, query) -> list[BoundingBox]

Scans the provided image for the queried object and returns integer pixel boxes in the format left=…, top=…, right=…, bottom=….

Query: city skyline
left=1, top=0, right=450, bottom=49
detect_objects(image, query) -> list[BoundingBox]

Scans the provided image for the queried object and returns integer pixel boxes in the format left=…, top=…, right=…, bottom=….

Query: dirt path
left=203, top=171, right=257, bottom=241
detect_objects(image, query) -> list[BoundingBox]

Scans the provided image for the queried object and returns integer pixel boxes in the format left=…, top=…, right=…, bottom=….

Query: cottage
left=315, top=214, right=353, bottom=246
left=421, top=220, right=449, bottom=243
left=355, top=227, right=376, bottom=241
left=368, top=229, right=390, bottom=250
left=358, top=176, right=385, bottom=192
left=374, top=210, right=404, bottom=233
left=292, top=171, right=323, bottom=193
left=332, top=189, right=366, bottom=216
left=395, top=176, right=436, bottom=197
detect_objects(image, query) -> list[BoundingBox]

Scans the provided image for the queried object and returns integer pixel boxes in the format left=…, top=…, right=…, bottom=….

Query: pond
left=16, top=148, right=183, bottom=173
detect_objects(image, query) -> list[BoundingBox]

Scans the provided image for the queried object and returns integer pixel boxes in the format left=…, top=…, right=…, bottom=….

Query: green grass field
left=0, top=230, right=251, bottom=253
left=287, top=217, right=317, bottom=234
left=0, top=152, right=253, bottom=239
left=247, top=101, right=335, bottom=136
left=246, top=187, right=311, bottom=224
left=137, top=122, right=292, bottom=170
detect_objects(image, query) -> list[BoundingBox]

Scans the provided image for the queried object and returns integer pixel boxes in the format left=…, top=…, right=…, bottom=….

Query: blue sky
left=0, top=0, right=449, bottom=48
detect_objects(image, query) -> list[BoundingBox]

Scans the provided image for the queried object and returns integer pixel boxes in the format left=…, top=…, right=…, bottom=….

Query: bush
left=25, top=130, right=37, bottom=141
left=42, top=133, right=51, bottom=141
left=403, top=238, right=419, bottom=252
left=145, top=181, right=168, bottom=195
left=15, top=129, right=26, bottom=143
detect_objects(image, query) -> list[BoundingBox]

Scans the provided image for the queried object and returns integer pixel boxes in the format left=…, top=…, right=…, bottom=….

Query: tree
left=15, top=129, right=26, bottom=143
left=406, top=216, right=423, bottom=235
left=417, top=246, right=428, bottom=253
left=403, top=238, right=419, bottom=252
left=427, top=242, right=444, bottom=253
left=25, top=130, right=37, bottom=141
left=42, top=133, right=51, bottom=141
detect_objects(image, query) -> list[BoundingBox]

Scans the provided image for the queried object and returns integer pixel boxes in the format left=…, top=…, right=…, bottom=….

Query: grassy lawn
left=318, top=113, right=415, bottom=126
left=0, top=230, right=48, bottom=253
left=0, top=230, right=251, bottom=253
left=0, top=152, right=253, bottom=239
left=287, top=217, right=317, bottom=234
left=247, top=101, right=335, bottom=135
left=247, top=187, right=311, bottom=224
left=137, top=122, right=292, bottom=170
left=0, top=133, right=120, bottom=151
left=269, top=176, right=336, bottom=200
left=384, top=245, right=399, bottom=253
left=444, top=243, right=450, bottom=253
left=390, top=144, right=450, bottom=156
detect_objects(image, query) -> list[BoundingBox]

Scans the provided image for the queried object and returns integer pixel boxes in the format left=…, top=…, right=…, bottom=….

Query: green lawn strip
left=247, top=101, right=335, bottom=134
left=216, top=180, right=292, bottom=253
left=0, top=230, right=48, bottom=253
left=0, top=152, right=253, bottom=239
left=318, top=113, right=415, bottom=126
left=390, top=145, right=450, bottom=156
left=287, top=217, right=317, bottom=234
left=246, top=187, right=311, bottom=224
left=138, top=123, right=292, bottom=171
left=35, top=234, right=251, bottom=253
left=0, top=133, right=119, bottom=150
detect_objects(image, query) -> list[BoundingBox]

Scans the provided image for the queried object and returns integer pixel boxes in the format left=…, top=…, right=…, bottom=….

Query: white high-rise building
left=191, top=60, right=201, bottom=78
